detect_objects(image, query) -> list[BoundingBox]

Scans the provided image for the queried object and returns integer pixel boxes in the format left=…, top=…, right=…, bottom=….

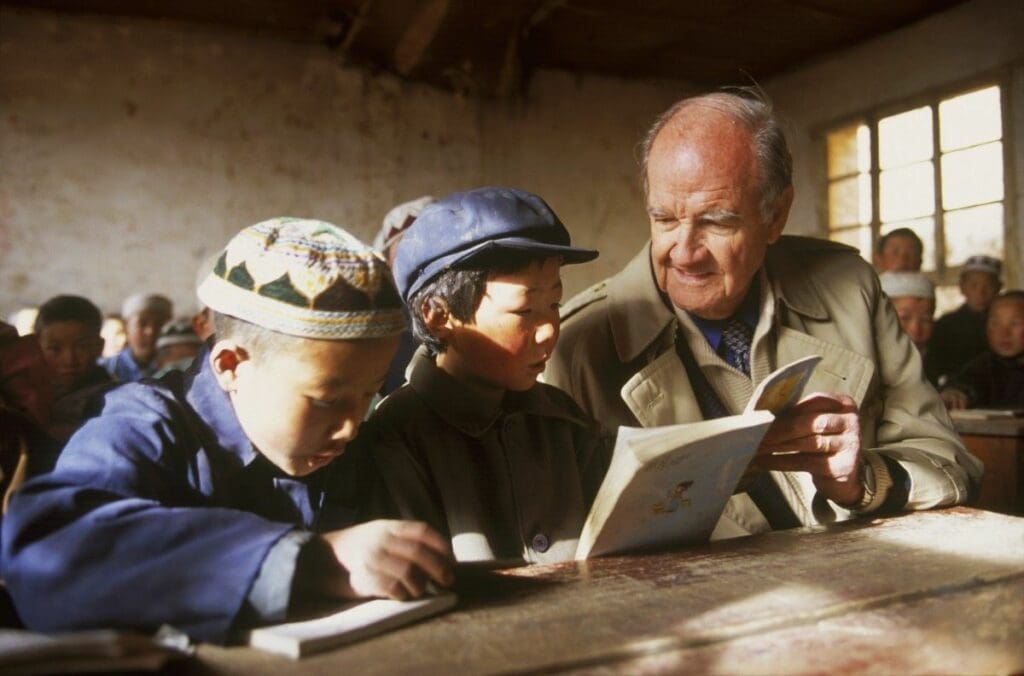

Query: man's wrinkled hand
left=753, top=392, right=864, bottom=506
left=321, top=520, right=454, bottom=601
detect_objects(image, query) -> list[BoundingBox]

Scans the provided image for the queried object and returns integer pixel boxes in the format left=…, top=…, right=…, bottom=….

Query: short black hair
left=991, top=289, right=1024, bottom=310
left=409, top=249, right=559, bottom=355
left=34, top=295, right=102, bottom=335
left=876, top=228, right=924, bottom=257
left=212, top=311, right=304, bottom=362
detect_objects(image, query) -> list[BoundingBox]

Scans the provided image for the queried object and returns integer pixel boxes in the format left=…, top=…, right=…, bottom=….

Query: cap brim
left=404, top=237, right=598, bottom=301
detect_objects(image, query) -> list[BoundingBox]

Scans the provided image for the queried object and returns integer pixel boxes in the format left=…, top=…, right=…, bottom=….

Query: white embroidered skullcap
left=197, top=217, right=406, bottom=339
left=961, top=254, right=1002, bottom=277
left=879, top=272, right=934, bottom=300
left=373, top=196, right=436, bottom=252
left=121, top=293, right=173, bottom=320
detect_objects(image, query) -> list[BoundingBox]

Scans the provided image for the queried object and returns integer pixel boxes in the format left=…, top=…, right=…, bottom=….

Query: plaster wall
left=0, top=8, right=681, bottom=316
left=766, top=0, right=1024, bottom=287
left=5, top=0, right=1018, bottom=321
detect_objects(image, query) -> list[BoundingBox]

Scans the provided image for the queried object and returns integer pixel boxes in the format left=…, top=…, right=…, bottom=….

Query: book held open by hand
left=575, top=355, right=821, bottom=560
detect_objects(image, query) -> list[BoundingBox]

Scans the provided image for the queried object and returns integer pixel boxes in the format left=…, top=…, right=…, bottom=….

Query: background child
left=153, top=316, right=203, bottom=376
left=874, top=228, right=923, bottom=273
left=879, top=272, right=937, bottom=384
left=33, top=294, right=115, bottom=452
left=0, top=321, right=53, bottom=512
left=34, top=295, right=109, bottom=400
left=99, top=313, right=126, bottom=358
left=2, top=218, right=453, bottom=642
left=373, top=195, right=435, bottom=397
left=925, top=255, right=1002, bottom=387
left=941, top=290, right=1024, bottom=409
left=98, top=293, right=173, bottom=382
left=358, top=187, right=611, bottom=565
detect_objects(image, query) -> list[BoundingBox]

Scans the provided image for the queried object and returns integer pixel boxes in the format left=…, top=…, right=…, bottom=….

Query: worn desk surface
left=186, top=508, right=1024, bottom=675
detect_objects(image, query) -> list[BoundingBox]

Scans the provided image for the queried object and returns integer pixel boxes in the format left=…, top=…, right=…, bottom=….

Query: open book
left=575, top=355, right=821, bottom=560
left=248, top=593, right=457, bottom=659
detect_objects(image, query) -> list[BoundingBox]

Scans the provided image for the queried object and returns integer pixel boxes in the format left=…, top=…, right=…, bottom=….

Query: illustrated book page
left=575, top=354, right=821, bottom=560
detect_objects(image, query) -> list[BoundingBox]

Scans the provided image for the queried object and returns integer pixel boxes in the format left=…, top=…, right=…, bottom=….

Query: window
left=824, top=83, right=1007, bottom=312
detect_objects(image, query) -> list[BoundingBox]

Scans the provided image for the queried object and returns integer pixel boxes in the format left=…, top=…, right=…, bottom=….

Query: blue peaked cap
left=392, top=186, right=599, bottom=302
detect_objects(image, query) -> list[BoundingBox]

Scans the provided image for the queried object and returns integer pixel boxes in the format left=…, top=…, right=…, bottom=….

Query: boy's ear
left=209, top=339, right=250, bottom=392
left=422, top=297, right=454, bottom=339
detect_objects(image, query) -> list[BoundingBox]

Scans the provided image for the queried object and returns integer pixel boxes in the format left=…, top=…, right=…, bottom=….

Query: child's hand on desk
left=940, top=388, right=968, bottom=410
left=322, top=520, right=454, bottom=601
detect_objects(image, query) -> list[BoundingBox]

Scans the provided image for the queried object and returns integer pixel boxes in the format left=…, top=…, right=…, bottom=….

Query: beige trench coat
left=546, top=236, right=982, bottom=538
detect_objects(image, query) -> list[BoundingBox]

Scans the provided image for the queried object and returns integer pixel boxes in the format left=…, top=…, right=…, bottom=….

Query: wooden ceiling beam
left=338, top=0, right=375, bottom=52
left=393, top=0, right=450, bottom=76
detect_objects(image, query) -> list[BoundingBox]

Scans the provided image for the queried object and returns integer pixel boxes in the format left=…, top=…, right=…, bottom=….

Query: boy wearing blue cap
left=2, top=218, right=454, bottom=643
left=358, top=187, right=612, bottom=564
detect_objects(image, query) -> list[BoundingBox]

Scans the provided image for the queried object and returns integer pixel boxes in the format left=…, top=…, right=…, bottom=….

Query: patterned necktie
left=720, top=319, right=753, bottom=377
left=674, top=326, right=801, bottom=530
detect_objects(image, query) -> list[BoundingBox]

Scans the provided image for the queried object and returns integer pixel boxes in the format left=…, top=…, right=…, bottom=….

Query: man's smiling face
left=647, top=108, right=789, bottom=320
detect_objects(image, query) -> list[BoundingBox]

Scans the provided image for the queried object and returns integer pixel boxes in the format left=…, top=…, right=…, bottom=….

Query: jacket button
left=531, top=533, right=549, bottom=553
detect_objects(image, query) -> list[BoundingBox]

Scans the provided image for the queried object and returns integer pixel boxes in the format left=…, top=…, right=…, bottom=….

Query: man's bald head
left=640, top=90, right=792, bottom=221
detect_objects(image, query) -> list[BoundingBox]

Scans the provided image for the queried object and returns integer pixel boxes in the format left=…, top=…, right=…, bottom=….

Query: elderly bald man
left=546, top=91, right=981, bottom=538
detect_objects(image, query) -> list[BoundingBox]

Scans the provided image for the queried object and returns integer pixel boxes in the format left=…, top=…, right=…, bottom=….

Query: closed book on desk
left=576, top=355, right=820, bottom=560
left=248, top=593, right=457, bottom=659
left=949, top=408, right=1024, bottom=421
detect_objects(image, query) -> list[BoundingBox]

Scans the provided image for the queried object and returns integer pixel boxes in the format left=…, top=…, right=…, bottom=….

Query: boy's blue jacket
left=1, top=356, right=377, bottom=642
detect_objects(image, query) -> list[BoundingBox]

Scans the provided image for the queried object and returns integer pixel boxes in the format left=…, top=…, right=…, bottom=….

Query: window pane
left=881, top=218, right=936, bottom=272
left=944, top=203, right=1003, bottom=267
left=879, top=106, right=933, bottom=169
left=941, top=141, right=1003, bottom=210
left=880, top=161, right=934, bottom=222
left=826, top=123, right=870, bottom=178
left=828, top=174, right=871, bottom=227
left=829, top=226, right=872, bottom=262
left=939, top=86, right=1001, bottom=152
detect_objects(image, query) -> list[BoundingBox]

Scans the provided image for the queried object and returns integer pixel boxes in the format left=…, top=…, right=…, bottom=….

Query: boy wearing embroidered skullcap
left=3, top=218, right=454, bottom=643
left=880, top=272, right=939, bottom=385
left=374, top=195, right=436, bottom=396
left=358, top=187, right=613, bottom=565
left=98, top=292, right=173, bottom=382
left=152, top=317, right=204, bottom=377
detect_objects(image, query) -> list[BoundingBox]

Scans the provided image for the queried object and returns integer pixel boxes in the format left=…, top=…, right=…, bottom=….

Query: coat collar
left=764, top=237, right=830, bottom=322
left=184, top=353, right=259, bottom=467
left=607, top=243, right=677, bottom=364
left=407, top=347, right=590, bottom=437
left=608, top=237, right=831, bottom=363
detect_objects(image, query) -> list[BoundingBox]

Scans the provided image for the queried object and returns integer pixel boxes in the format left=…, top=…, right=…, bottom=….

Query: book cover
left=248, top=593, right=457, bottom=659
left=575, top=355, right=820, bottom=560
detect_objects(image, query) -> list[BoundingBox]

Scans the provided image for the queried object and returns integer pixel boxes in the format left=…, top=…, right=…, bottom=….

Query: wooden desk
left=953, top=416, right=1024, bottom=514
left=187, top=508, right=1024, bottom=675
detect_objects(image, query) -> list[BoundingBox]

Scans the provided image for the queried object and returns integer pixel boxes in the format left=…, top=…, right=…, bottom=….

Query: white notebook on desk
left=248, top=593, right=457, bottom=659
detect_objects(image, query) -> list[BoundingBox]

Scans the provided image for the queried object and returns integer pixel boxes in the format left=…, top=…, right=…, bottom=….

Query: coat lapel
left=621, top=349, right=703, bottom=427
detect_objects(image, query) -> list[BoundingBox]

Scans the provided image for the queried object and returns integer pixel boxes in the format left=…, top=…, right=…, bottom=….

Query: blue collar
left=687, top=278, right=761, bottom=352
left=184, top=350, right=259, bottom=467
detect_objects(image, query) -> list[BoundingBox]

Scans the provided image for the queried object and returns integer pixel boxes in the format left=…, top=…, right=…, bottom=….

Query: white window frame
left=818, top=71, right=1017, bottom=289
